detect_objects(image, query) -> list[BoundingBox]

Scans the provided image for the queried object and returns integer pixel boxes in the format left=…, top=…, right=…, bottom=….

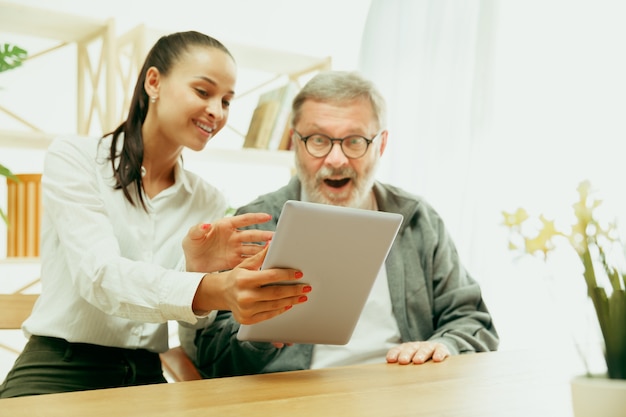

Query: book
left=266, top=81, right=298, bottom=151
left=277, top=116, right=294, bottom=150
left=243, top=81, right=298, bottom=150
left=243, top=100, right=280, bottom=149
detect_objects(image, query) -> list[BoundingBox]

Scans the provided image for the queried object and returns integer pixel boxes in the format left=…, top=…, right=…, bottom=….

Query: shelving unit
left=0, top=0, right=331, bottom=260
left=0, top=0, right=331, bottom=162
left=0, top=0, right=117, bottom=135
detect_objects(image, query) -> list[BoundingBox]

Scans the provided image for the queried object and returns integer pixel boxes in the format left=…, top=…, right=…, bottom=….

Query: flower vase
left=571, top=374, right=626, bottom=417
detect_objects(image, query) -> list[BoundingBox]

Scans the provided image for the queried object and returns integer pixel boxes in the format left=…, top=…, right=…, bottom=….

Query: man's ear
left=144, top=66, right=160, bottom=98
left=378, top=130, right=388, bottom=157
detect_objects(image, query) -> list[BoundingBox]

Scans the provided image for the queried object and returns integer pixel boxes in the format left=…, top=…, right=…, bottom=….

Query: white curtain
left=357, top=0, right=496, bottom=274
left=357, top=0, right=626, bottom=360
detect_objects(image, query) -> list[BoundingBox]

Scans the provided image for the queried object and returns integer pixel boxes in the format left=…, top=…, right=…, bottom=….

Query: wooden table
left=0, top=349, right=576, bottom=417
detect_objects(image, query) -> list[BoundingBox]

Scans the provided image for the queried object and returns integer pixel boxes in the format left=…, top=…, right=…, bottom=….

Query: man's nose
left=324, top=141, right=349, bottom=166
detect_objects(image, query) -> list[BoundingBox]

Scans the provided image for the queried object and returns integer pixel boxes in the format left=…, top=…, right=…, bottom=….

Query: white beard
left=296, top=148, right=379, bottom=210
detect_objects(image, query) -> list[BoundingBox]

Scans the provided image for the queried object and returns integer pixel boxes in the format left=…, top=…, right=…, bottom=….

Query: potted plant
left=502, top=180, right=626, bottom=416
left=0, top=43, right=27, bottom=223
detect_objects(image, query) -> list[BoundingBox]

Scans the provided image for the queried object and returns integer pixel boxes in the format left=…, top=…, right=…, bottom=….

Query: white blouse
left=23, top=134, right=227, bottom=353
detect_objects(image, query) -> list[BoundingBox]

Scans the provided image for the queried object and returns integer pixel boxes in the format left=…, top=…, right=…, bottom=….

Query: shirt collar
left=101, top=133, right=192, bottom=195
left=175, top=159, right=193, bottom=194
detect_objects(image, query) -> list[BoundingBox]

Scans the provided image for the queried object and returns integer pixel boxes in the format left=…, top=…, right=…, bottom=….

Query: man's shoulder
left=237, top=178, right=300, bottom=215
left=237, top=191, right=283, bottom=214
left=375, top=182, right=442, bottom=224
left=375, top=182, right=424, bottom=210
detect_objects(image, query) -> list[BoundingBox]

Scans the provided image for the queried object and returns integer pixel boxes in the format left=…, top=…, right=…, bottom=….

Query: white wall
left=4, top=0, right=371, bottom=68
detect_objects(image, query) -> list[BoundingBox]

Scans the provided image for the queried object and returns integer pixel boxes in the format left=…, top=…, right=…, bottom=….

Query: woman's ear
left=144, top=66, right=160, bottom=98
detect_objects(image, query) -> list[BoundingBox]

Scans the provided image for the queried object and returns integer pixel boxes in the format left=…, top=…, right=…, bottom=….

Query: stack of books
left=243, top=81, right=298, bottom=151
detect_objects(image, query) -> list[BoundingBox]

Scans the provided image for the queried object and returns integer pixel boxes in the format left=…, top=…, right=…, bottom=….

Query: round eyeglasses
left=293, top=130, right=380, bottom=159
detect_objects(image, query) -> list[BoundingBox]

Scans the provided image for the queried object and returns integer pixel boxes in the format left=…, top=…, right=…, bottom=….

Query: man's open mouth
left=324, top=178, right=351, bottom=188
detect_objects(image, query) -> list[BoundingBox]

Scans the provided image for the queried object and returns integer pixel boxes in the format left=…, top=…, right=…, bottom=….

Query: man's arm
left=183, top=311, right=281, bottom=378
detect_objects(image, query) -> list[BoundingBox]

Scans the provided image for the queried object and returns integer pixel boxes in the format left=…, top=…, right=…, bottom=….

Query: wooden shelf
left=0, top=1, right=110, bottom=42
left=228, top=43, right=331, bottom=79
left=0, top=129, right=293, bottom=168
left=184, top=146, right=293, bottom=168
left=0, top=130, right=55, bottom=150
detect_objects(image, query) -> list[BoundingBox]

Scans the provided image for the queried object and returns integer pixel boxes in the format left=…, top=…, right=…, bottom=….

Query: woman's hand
left=183, top=213, right=275, bottom=273
left=193, top=245, right=311, bottom=325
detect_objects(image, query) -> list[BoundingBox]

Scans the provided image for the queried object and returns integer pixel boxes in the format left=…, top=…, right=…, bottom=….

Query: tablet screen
left=237, top=200, right=403, bottom=345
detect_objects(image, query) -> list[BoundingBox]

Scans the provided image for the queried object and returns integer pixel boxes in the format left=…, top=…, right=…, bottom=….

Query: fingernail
left=295, top=271, right=303, bottom=279
left=298, top=295, right=308, bottom=303
left=302, top=285, right=312, bottom=293
left=201, top=223, right=211, bottom=230
left=284, top=305, right=293, bottom=311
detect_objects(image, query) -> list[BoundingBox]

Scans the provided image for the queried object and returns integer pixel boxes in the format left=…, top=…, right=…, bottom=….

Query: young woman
left=0, top=31, right=310, bottom=397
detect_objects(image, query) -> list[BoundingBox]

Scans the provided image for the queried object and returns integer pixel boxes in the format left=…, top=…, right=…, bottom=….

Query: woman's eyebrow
left=194, top=75, right=235, bottom=96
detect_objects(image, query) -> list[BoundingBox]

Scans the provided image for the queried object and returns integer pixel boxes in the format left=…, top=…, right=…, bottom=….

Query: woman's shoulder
left=44, top=135, right=107, bottom=172
left=47, top=134, right=103, bottom=156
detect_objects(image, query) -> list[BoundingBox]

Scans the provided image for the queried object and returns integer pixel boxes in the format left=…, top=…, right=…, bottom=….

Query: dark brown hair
left=104, top=31, right=234, bottom=209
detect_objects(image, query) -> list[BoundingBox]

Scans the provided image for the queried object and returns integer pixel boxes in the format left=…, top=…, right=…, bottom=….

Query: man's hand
left=183, top=213, right=274, bottom=273
left=386, top=341, right=450, bottom=365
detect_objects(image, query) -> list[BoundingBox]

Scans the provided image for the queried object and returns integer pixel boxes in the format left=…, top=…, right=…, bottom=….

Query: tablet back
left=236, top=200, right=403, bottom=345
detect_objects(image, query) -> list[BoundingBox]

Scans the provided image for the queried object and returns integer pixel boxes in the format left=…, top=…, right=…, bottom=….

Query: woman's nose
left=205, top=99, right=224, bottom=120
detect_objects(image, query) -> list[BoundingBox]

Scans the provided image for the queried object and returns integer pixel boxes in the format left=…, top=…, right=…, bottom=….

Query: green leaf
left=590, top=286, right=610, bottom=339
left=580, top=247, right=599, bottom=296
left=597, top=243, right=622, bottom=293
left=0, top=43, right=28, bottom=73
left=605, top=289, right=626, bottom=379
left=0, top=163, right=19, bottom=225
left=0, top=164, right=19, bottom=182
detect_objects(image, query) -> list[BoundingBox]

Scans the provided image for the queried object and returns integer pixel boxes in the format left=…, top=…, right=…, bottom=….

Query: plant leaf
left=605, top=289, right=626, bottom=379
left=0, top=43, right=28, bottom=73
left=0, top=164, right=19, bottom=182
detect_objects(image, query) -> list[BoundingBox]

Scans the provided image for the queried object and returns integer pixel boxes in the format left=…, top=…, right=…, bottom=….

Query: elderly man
left=180, top=70, right=498, bottom=377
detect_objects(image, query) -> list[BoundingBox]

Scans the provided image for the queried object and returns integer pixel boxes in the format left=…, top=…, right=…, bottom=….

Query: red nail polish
left=201, top=223, right=211, bottom=230
left=284, top=305, right=293, bottom=311
left=298, top=295, right=308, bottom=303
left=295, top=271, right=303, bottom=279
left=302, top=285, right=312, bottom=293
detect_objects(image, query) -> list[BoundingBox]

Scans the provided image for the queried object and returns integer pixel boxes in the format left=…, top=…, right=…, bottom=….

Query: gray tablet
left=236, top=200, right=403, bottom=345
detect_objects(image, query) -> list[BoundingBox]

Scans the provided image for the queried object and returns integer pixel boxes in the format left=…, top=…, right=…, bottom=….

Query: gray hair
left=291, top=71, right=387, bottom=131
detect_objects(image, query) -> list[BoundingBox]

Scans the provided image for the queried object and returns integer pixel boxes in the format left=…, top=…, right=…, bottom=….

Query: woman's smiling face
left=148, top=46, right=237, bottom=152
